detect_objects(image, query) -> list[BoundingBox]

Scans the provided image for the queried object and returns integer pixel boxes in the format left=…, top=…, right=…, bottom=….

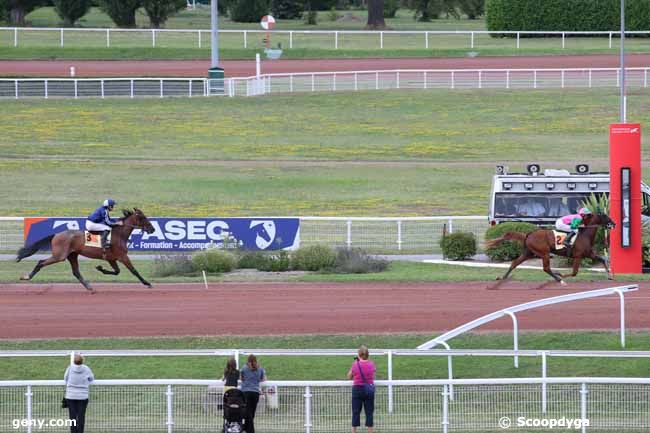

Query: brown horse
left=486, top=213, right=615, bottom=286
left=16, top=208, right=155, bottom=292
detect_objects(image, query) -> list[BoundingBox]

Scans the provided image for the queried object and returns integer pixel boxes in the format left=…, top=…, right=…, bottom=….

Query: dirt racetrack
left=3, top=54, right=650, bottom=78
left=0, top=281, right=648, bottom=339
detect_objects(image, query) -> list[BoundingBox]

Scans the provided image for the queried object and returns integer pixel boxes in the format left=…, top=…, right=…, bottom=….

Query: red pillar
left=609, top=124, right=642, bottom=274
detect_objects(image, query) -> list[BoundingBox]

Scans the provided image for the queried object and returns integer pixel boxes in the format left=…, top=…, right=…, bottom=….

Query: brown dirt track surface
left=3, top=54, right=650, bottom=77
left=0, top=281, right=648, bottom=339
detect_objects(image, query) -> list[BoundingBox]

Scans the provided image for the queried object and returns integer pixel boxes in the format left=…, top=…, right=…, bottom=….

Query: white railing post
left=441, top=384, right=449, bottom=433
left=60, top=28, right=64, bottom=47
left=504, top=311, right=518, bottom=368
left=189, top=79, right=192, bottom=98
left=470, top=31, right=474, bottom=49
left=234, top=349, right=240, bottom=369
left=541, top=351, right=548, bottom=413
left=589, top=69, right=592, bottom=88
left=441, top=342, right=454, bottom=400
left=387, top=350, right=394, bottom=414
left=609, top=32, right=613, bottom=49
left=397, top=220, right=402, bottom=251
left=396, top=71, right=400, bottom=89
left=645, top=69, right=648, bottom=88
left=616, top=289, right=626, bottom=348
left=617, top=69, right=620, bottom=88
left=506, top=70, right=510, bottom=89
left=423, top=71, right=427, bottom=89
left=562, top=32, right=565, bottom=49
left=448, top=218, right=453, bottom=234
left=516, top=32, right=520, bottom=49
left=354, top=72, right=358, bottom=91
left=14, top=27, right=18, bottom=47
left=561, top=70, right=565, bottom=89
left=380, top=31, right=383, bottom=49
left=580, top=383, right=588, bottom=433
left=152, top=29, right=156, bottom=47
left=335, top=31, right=338, bottom=49
left=101, top=80, right=105, bottom=99
left=304, top=385, right=312, bottom=433
left=534, top=70, right=537, bottom=89
left=130, top=79, right=134, bottom=98
left=311, top=74, right=315, bottom=92
left=332, top=73, right=336, bottom=92
left=451, top=71, right=455, bottom=89
left=74, top=79, right=78, bottom=99
left=478, top=70, right=482, bottom=89
left=160, top=79, right=164, bottom=98
left=290, top=30, right=293, bottom=49
left=425, top=31, right=428, bottom=49
left=198, top=30, right=201, bottom=48
left=346, top=219, right=352, bottom=249
left=26, top=385, right=33, bottom=433
left=44, top=79, right=48, bottom=99
left=166, top=385, right=174, bottom=433
left=290, top=75, right=294, bottom=93
left=375, top=72, right=379, bottom=90
left=244, top=30, right=247, bottom=49
left=106, top=29, right=110, bottom=47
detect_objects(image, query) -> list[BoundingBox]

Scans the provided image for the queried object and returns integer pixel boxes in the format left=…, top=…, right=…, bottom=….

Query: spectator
left=347, top=345, right=376, bottom=433
left=64, top=354, right=94, bottom=433
left=222, top=357, right=240, bottom=392
left=240, top=354, right=266, bottom=433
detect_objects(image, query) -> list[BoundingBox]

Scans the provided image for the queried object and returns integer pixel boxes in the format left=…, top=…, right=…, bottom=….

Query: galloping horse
left=486, top=213, right=615, bottom=286
left=16, top=208, right=155, bottom=292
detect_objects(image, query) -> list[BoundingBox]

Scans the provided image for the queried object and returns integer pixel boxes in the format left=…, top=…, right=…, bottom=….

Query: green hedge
left=486, top=0, right=650, bottom=33
left=484, top=222, right=537, bottom=262
left=440, top=232, right=477, bottom=261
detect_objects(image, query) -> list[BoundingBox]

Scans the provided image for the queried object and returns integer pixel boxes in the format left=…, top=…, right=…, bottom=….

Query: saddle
left=553, top=230, right=575, bottom=250
left=84, top=231, right=110, bottom=248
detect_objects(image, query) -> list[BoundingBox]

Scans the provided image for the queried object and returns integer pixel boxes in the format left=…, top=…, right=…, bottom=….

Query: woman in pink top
left=347, top=345, right=376, bottom=433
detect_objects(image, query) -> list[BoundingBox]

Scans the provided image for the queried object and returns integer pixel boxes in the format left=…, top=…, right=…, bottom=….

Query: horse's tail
left=16, top=234, right=54, bottom=262
left=485, top=232, right=528, bottom=249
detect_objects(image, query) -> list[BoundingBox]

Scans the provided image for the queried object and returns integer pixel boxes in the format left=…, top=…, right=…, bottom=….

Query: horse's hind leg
left=20, top=255, right=66, bottom=281
left=96, top=260, right=120, bottom=276
left=542, top=254, right=565, bottom=286
left=498, top=250, right=534, bottom=280
left=68, top=253, right=94, bottom=293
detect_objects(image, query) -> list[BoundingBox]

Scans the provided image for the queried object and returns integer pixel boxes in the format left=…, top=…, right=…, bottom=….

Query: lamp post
left=211, top=0, right=219, bottom=68
left=620, top=0, right=625, bottom=122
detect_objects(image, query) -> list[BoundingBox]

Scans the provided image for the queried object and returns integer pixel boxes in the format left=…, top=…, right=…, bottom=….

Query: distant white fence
left=0, top=216, right=486, bottom=253
left=4, top=67, right=650, bottom=99
left=2, top=27, right=650, bottom=50
left=1, top=378, right=650, bottom=432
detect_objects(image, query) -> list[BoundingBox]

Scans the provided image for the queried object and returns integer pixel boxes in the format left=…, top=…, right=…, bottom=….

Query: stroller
left=222, top=388, right=246, bottom=433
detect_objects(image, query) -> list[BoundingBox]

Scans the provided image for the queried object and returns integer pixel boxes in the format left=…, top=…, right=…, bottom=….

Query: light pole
left=620, top=0, right=626, bottom=122
left=211, top=0, right=219, bottom=68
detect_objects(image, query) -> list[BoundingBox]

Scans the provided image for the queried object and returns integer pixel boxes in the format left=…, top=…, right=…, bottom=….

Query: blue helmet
left=103, top=198, right=116, bottom=208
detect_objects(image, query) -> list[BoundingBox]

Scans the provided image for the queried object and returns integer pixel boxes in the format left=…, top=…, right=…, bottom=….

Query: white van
left=488, top=164, right=650, bottom=225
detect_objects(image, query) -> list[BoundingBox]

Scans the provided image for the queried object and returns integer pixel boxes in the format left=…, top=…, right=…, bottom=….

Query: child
left=222, top=358, right=239, bottom=392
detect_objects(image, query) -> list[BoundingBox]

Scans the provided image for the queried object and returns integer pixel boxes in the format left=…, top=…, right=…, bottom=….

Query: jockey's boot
left=101, top=231, right=111, bottom=258
left=563, top=232, right=575, bottom=255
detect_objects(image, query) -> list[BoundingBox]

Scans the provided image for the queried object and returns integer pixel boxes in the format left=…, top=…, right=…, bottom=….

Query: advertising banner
left=24, top=217, right=300, bottom=251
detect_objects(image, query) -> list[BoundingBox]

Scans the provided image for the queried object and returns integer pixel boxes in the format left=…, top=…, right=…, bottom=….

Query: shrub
left=237, top=251, right=267, bottom=269
left=332, top=248, right=389, bottom=273
left=191, top=249, right=237, bottom=274
left=456, top=0, right=483, bottom=19
left=152, top=254, right=194, bottom=277
left=327, top=6, right=338, bottom=20
left=440, top=232, right=477, bottom=261
left=486, top=0, right=650, bottom=34
left=642, top=218, right=650, bottom=267
left=484, top=222, right=537, bottom=262
left=292, top=244, right=337, bottom=271
left=383, top=0, right=398, bottom=18
left=272, top=0, right=303, bottom=19
left=257, top=251, right=291, bottom=272
left=142, top=0, right=186, bottom=28
left=303, top=9, right=318, bottom=24
left=230, top=0, right=268, bottom=22
left=53, top=0, right=93, bottom=26
left=99, top=0, right=141, bottom=28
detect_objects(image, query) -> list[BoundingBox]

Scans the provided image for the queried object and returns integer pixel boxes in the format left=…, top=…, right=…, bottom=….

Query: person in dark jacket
left=85, top=199, right=122, bottom=255
left=222, top=357, right=240, bottom=392
left=240, top=354, right=266, bottom=433
left=64, top=354, right=94, bottom=433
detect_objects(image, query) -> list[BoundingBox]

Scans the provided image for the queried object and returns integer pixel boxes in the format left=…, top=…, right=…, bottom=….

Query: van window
left=643, top=193, right=650, bottom=216
left=495, top=193, right=592, bottom=219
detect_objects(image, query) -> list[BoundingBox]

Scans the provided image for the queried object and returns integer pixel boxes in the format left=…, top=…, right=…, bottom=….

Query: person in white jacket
left=64, top=354, right=94, bottom=433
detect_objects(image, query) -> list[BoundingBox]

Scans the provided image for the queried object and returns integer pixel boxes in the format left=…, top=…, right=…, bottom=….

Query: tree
left=142, top=0, right=185, bottom=28
left=53, top=0, right=92, bottom=26
left=230, top=0, right=268, bottom=22
left=271, top=0, right=302, bottom=19
left=456, top=0, right=483, bottom=19
left=99, top=0, right=141, bottom=28
left=5, top=0, right=46, bottom=25
left=366, top=0, right=386, bottom=29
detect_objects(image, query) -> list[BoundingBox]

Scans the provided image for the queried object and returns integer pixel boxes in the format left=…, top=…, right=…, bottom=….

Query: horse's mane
left=122, top=209, right=133, bottom=219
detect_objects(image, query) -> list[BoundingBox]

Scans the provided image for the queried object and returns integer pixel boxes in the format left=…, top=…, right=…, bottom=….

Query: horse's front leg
left=589, top=252, right=613, bottom=280
left=119, top=255, right=152, bottom=287
left=559, top=257, right=582, bottom=279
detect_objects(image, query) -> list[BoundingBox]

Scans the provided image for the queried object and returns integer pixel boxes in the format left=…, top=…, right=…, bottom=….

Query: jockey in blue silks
left=85, top=199, right=123, bottom=254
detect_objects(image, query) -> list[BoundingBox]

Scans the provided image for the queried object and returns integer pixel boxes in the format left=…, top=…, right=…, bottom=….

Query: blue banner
left=24, top=217, right=301, bottom=251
